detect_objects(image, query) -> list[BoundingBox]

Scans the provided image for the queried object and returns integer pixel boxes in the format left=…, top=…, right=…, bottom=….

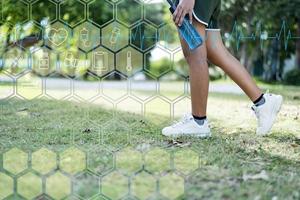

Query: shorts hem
left=192, top=11, right=208, bottom=26
left=206, top=28, right=221, bottom=31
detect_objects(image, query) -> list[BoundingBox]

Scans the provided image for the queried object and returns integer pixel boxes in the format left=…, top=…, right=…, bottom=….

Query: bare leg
left=179, top=21, right=209, bottom=117
left=206, top=31, right=262, bottom=101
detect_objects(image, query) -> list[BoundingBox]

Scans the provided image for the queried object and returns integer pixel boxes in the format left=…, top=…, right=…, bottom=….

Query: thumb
left=189, top=11, right=193, bottom=24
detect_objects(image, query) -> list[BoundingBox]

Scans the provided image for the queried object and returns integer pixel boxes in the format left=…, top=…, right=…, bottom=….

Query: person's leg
left=206, top=30, right=263, bottom=102
left=179, top=21, right=209, bottom=117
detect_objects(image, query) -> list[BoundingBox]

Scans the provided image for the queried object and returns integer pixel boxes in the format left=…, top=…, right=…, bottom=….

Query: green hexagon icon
left=17, top=172, right=42, bottom=199
left=160, top=173, right=184, bottom=199
left=174, top=149, right=199, bottom=175
left=102, top=21, right=129, bottom=52
left=59, top=147, right=86, bottom=175
left=46, top=171, right=71, bottom=200
left=145, top=147, right=170, bottom=175
left=116, top=147, right=143, bottom=175
left=32, top=148, right=57, bottom=175
left=3, top=148, right=28, bottom=175
left=102, top=171, right=128, bottom=199
left=0, top=172, right=14, bottom=199
left=131, top=172, right=156, bottom=199
left=74, top=21, right=101, bottom=52
left=116, top=46, right=143, bottom=77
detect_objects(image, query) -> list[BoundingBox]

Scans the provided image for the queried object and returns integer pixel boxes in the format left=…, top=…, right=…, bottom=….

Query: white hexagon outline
left=116, top=0, right=143, bottom=28
left=143, top=95, right=172, bottom=121
left=0, top=71, right=16, bottom=100
left=130, top=21, right=158, bottom=53
left=30, top=0, right=58, bottom=25
left=87, top=0, right=115, bottom=28
left=143, top=0, right=168, bottom=28
left=101, top=70, right=129, bottom=102
left=129, top=70, right=158, bottom=102
left=58, top=0, right=86, bottom=28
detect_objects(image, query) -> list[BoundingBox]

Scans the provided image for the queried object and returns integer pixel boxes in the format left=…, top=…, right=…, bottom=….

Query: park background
left=0, top=0, right=300, bottom=200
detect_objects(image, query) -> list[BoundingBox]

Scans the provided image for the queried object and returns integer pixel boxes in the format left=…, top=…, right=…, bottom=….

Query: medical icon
left=126, top=51, right=132, bottom=71
left=10, top=54, right=23, bottom=69
left=64, top=52, right=78, bottom=68
left=48, top=27, right=68, bottom=46
left=80, top=27, right=90, bottom=47
left=39, top=51, right=50, bottom=70
left=110, top=27, right=120, bottom=45
left=92, top=51, right=108, bottom=72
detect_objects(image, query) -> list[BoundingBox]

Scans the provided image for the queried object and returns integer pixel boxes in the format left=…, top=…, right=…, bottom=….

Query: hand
left=173, top=0, right=195, bottom=26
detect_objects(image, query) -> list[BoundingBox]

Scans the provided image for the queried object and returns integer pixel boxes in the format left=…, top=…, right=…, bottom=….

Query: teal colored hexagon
left=17, top=172, right=42, bottom=199
left=0, top=172, right=14, bottom=199
left=3, top=148, right=28, bottom=175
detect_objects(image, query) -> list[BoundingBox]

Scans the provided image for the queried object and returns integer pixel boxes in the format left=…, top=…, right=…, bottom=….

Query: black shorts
left=176, top=0, right=221, bottom=30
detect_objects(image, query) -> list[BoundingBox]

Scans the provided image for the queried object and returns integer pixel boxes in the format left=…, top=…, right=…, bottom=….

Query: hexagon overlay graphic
left=159, top=72, right=185, bottom=101
left=174, top=149, right=199, bottom=175
left=31, top=0, right=57, bottom=24
left=1, top=0, right=29, bottom=24
left=158, top=23, right=181, bottom=51
left=0, top=172, right=14, bottom=199
left=32, top=148, right=57, bottom=175
left=116, top=0, right=142, bottom=27
left=73, top=172, right=100, bottom=199
left=130, top=71, right=158, bottom=101
left=144, top=97, right=171, bottom=124
left=0, top=73, right=14, bottom=100
left=102, top=71, right=128, bottom=101
left=59, top=147, right=86, bottom=175
left=101, top=171, right=128, bottom=199
left=58, top=50, right=86, bottom=77
left=144, top=0, right=167, bottom=27
left=16, top=72, right=42, bottom=100
left=116, top=46, right=143, bottom=77
left=3, top=148, right=28, bottom=175
left=88, top=0, right=114, bottom=27
left=116, top=147, right=143, bottom=175
left=2, top=47, right=28, bottom=76
left=74, top=21, right=101, bottom=52
left=45, top=21, right=72, bottom=51
left=145, top=147, right=170, bottom=174
left=59, top=0, right=85, bottom=27
left=144, top=46, right=171, bottom=78
left=87, top=148, right=114, bottom=176
left=102, top=21, right=129, bottom=52
left=131, top=22, right=157, bottom=52
left=31, top=47, right=56, bottom=77
left=131, top=171, right=156, bottom=199
left=46, top=171, right=71, bottom=200
left=87, top=46, right=114, bottom=77
left=17, top=172, right=42, bottom=199
left=160, top=173, right=184, bottom=199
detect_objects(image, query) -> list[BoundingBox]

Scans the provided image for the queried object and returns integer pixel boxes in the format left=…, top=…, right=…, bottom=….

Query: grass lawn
left=0, top=85, right=300, bottom=199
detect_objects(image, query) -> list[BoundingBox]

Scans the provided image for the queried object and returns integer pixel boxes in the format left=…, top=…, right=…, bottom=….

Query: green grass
left=0, top=89, right=300, bottom=199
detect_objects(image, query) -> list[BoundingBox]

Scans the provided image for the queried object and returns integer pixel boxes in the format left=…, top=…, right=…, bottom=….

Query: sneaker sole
left=163, top=132, right=212, bottom=138
left=257, top=95, right=283, bottom=136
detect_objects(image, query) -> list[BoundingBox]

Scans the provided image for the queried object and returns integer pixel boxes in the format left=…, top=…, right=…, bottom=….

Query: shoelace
left=171, top=114, right=191, bottom=128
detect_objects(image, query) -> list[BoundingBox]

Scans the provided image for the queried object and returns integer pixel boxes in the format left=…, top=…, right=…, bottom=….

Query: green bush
left=284, top=69, right=300, bottom=86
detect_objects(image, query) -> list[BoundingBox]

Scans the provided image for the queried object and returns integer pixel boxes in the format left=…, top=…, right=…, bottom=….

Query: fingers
left=173, top=5, right=184, bottom=26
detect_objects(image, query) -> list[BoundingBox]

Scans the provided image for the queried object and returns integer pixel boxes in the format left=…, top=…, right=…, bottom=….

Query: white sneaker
left=162, top=114, right=211, bottom=138
left=252, top=93, right=283, bottom=136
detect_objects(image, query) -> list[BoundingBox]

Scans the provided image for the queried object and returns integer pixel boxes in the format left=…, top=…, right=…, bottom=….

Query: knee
left=185, top=49, right=207, bottom=66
